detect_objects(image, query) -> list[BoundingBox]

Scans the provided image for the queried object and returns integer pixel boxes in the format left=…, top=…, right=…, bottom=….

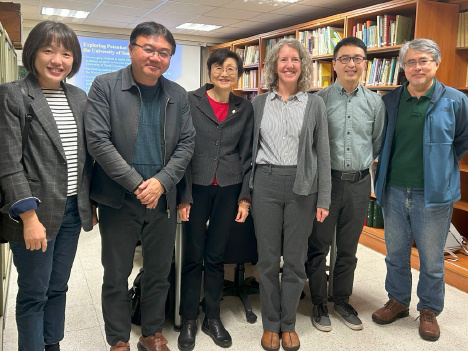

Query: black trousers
left=306, top=174, right=370, bottom=305
left=179, top=183, right=241, bottom=319
left=99, top=193, right=176, bottom=346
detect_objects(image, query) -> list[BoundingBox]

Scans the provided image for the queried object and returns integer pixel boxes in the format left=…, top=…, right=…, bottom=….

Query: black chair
left=223, top=214, right=259, bottom=323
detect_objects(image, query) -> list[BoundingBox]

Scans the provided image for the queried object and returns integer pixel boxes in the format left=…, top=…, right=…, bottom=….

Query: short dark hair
left=130, top=22, right=176, bottom=56
left=207, top=48, right=244, bottom=79
left=22, top=21, right=82, bottom=78
left=333, top=37, right=367, bottom=59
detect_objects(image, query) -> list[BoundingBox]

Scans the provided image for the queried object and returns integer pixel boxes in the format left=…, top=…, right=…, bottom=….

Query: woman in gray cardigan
left=250, top=39, right=331, bottom=351
left=177, top=48, right=253, bottom=351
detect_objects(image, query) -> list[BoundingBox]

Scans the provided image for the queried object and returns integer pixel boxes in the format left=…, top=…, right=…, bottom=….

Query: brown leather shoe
left=419, top=308, right=440, bottom=341
left=261, top=330, right=279, bottom=351
left=281, top=331, right=300, bottom=351
left=110, top=341, right=130, bottom=351
left=372, top=298, right=409, bottom=324
left=137, top=332, right=170, bottom=351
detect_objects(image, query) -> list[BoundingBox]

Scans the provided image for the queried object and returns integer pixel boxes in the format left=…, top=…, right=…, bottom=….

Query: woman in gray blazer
left=177, top=48, right=253, bottom=351
left=0, top=21, right=95, bottom=351
left=250, top=39, right=331, bottom=351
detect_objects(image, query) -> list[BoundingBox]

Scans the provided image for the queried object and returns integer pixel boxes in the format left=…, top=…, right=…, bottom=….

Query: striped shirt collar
left=332, top=80, right=361, bottom=96
left=268, top=90, right=307, bottom=102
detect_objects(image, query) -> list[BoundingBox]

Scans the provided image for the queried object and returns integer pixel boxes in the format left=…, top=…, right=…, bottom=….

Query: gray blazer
left=250, top=92, right=331, bottom=209
left=178, top=84, right=253, bottom=204
left=0, top=74, right=94, bottom=242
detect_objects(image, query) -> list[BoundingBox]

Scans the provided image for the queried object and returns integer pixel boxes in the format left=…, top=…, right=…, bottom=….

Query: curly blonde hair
left=264, top=38, right=312, bottom=92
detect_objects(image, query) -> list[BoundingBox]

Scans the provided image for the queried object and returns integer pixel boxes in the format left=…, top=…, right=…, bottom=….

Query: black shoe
left=178, top=319, right=197, bottom=351
left=45, top=343, right=60, bottom=351
left=202, top=318, right=232, bottom=348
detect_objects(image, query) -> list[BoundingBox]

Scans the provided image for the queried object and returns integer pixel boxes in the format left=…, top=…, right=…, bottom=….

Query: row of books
left=235, top=45, right=259, bottom=65
left=298, top=26, right=343, bottom=56
left=352, top=14, right=412, bottom=48
left=241, top=92, right=258, bottom=101
left=264, top=35, right=295, bottom=58
left=456, top=11, right=468, bottom=47
left=238, top=70, right=258, bottom=89
left=365, top=199, right=384, bottom=228
left=362, top=57, right=401, bottom=87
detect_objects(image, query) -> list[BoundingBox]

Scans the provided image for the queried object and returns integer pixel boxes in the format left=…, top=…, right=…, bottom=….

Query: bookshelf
left=0, top=20, right=17, bottom=348
left=211, top=0, right=468, bottom=293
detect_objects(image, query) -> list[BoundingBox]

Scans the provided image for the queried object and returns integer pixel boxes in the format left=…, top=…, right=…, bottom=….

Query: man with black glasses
left=306, top=37, right=385, bottom=332
left=85, top=22, right=195, bottom=351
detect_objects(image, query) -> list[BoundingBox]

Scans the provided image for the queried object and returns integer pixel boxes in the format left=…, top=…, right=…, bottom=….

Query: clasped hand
left=134, top=178, right=164, bottom=209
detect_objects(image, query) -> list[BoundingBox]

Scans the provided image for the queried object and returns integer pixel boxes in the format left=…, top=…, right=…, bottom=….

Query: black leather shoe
left=178, top=319, right=197, bottom=351
left=45, top=343, right=60, bottom=351
left=202, top=318, right=232, bottom=348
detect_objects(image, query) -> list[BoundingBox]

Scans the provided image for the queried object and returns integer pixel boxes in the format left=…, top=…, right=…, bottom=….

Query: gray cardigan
left=250, top=92, right=331, bottom=209
left=178, top=83, right=253, bottom=204
left=0, top=74, right=94, bottom=242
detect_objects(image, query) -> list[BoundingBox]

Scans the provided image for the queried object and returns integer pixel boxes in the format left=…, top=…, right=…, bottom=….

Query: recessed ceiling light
left=275, top=0, right=300, bottom=3
left=176, top=23, right=222, bottom=32
left=41, top=7, right=90, bottom=19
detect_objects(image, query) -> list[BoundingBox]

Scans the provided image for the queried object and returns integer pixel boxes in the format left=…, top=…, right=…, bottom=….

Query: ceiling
left=15, top=0, right=389, bottom=44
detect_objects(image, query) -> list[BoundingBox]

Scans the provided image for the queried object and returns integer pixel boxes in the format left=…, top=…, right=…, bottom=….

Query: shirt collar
left=332, top=80, right=361, bottom=96
left=402, top=78, right=436, bottom=102
left=269, top=90, right=307, bottom=102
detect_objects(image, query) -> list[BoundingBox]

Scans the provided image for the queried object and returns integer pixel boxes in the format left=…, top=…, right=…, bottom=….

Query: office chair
left=223, top=214, right=259, bottom=323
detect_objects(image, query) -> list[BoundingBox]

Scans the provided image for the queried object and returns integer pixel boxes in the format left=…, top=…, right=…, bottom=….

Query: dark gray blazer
left=178, top=84, right=253, bottom=204
left=0, top=74, right=94, bottom=242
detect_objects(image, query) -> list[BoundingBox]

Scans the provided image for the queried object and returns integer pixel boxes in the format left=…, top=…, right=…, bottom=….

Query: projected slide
left=72, top=36, right=199, bottom=93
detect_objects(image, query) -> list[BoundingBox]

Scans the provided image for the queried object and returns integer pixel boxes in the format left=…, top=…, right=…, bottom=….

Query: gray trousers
left=252, top=165, right=317, bottom=332
left=99, top=193, right=176, bottom=346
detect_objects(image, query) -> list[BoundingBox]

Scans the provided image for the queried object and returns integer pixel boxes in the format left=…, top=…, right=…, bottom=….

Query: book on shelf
left=383, top=14, right=396, bottom=47
left=235, top=48, right=245, bottom=62
left=363, top=57, right=400, bottom=87
left=242, top=92, right=258, bottom=101
left=456, top=11, right=468, bottom=47
left=394, top=15, right=412, bottom=45
left=300, top=26, right=343, bottom=56
left=355, top=14, right=406, bottom=48
left=265, top=35, right=295, bottom=57
left=238, top=69, right=258, bottom=89
left=244, top=45, right=259, bottom=65
left=311, top=60, right=333, bottom=88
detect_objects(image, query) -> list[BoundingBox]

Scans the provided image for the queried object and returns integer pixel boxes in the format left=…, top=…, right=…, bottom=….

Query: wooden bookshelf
left=211, top=0, right=468, bottom=293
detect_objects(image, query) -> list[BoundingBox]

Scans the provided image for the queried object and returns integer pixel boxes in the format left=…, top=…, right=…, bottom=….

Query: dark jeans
left=10, top=195, right=81, bottom=351
left=307, top=174, right=370, bottom=305
left=99, top=193, right=176, bottom=346
left=180, top=183, right=241, bottom=319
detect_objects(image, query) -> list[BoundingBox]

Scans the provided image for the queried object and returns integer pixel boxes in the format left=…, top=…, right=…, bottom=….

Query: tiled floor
left=3, top=224, right=468, bottom=351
